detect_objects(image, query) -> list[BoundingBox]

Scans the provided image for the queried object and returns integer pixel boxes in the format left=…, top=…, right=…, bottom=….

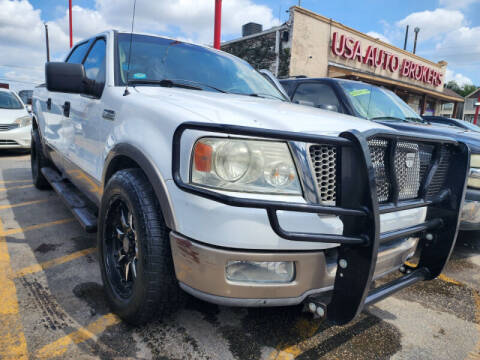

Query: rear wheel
left=98, top=168, right=182, bottom=325
left=31, top=128, right=51, bottom=190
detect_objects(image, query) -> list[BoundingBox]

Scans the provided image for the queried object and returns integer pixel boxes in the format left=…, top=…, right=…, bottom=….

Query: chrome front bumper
left=170, top=232, right=418, bottom=307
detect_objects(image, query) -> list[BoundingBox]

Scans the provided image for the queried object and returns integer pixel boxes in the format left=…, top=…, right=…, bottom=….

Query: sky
left=0, top=0, right=479, bottom=92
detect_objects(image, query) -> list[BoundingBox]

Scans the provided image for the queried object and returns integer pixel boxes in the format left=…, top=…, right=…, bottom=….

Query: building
left=222, top=6, right=464, bottom=118
left=439, top=89, right=465, bottom=118
left=463, top=88, right=480, bottom=123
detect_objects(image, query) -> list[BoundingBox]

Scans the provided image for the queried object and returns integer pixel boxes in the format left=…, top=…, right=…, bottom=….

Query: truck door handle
left=47, top=98, right=51, bottom=110
left=102, top=109, right=115, bottom=121
left=63, top=101, right=70, bottom=117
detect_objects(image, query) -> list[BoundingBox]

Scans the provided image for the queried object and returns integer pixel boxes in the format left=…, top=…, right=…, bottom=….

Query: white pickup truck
left=32, top=30, right=469, bottom=326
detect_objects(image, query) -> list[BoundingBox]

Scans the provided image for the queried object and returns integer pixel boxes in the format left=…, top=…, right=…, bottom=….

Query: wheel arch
left=32, top=114, right=39, bottom=130
left=102, top=143, right=177, bottom=230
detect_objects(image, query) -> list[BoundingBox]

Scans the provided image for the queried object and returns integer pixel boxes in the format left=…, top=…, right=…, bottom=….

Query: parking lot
left=0, top=151, right=479, bottom=360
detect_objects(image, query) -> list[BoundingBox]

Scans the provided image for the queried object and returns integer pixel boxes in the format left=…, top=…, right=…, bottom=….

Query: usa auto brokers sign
left=331, top=32, right=443, bottom=86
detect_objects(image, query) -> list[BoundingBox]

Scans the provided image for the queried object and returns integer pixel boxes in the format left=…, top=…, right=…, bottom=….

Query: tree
left=445, top=80, right=462, bottom=95
left=445, top=81, right=478, bottom=97
left=461, top=84, right=478, bottom=97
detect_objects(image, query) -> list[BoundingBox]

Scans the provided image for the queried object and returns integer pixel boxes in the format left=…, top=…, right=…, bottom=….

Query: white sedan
left=0, top=88, right=31, bottom=149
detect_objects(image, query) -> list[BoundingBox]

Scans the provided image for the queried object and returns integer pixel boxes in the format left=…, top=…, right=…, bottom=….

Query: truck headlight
left=226, top=261, right=295, bottom=283
left=469, top=155, right=480, bottom=189
left=191, top=138, right=301, bottom=195
left=14, top=115, right=32, bottom=128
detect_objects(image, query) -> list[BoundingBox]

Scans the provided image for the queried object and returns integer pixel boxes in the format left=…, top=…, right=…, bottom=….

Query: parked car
left=0, top=88, right=32, bottom=149
left=18, top=90, right=33, bottom=113
left=280, top=77, right=480, bottom=230
left=32, top=31, right=469, bottom=326
left=423, top=115, right=480, bottom=132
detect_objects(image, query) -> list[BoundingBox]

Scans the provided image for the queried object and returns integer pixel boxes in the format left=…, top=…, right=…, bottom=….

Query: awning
left=328, top=64, right=465, bottom=103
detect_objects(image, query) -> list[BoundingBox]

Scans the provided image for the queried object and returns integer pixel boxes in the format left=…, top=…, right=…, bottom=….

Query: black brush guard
left=172, top=122, right=469, bottom=325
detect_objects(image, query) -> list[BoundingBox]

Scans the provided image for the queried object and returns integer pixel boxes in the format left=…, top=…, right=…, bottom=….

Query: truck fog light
left=225, top=261, right=295, bottom=283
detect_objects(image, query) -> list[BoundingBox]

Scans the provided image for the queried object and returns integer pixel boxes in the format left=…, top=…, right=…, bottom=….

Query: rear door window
left=292, top=83, right=343, bottom=113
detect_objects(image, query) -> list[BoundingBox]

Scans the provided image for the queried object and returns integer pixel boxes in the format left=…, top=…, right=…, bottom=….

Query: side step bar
left=41, top=167, right=97, bottom=233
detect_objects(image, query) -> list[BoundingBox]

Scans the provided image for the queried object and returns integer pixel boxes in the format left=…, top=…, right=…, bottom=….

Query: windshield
left=117, top=34, right=287, bottom=101
left=339, top=81, right=424, bottom=123
left=0, top=91, right=23, bottom=109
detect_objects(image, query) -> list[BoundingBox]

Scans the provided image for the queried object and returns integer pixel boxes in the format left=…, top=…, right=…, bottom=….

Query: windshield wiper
left=405, top=116, right=426, bottom=123
left=369, top=116, right=408, bottom=122
left=128, top=79, right=227, bottom=93
left=247, top=93, right=286, bottom=101
left=171, top=79, right=227, bottom=93
left=127, top=79, right=203, bottom=91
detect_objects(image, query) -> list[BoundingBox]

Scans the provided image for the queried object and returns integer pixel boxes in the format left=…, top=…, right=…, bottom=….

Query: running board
left=41, top=167, right=97, bottom=233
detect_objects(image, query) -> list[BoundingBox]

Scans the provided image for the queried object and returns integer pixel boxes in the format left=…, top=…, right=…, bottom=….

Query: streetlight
left=413, top=27, right=420, bottom=54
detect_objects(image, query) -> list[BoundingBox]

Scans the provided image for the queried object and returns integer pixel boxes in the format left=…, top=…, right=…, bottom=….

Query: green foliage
left=446, top=80, right=478, bottom=97
left=445, top=80, right=461, bottom=93
left=462, top=84, right=478, bottom=97
left=278, top=48, right=291, bottom=78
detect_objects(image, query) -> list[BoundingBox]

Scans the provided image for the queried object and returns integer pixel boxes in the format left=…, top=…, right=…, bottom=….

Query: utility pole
left=44, top=23, right=50, bottom=62
left=213, top=0, right=222, bottom=49
left=403, top=25, right=409, bottom=50
left=474, top=95, right=480, bottom=125
left=413, top=27, right=420, bottom=54
left=69, top=0, right=73, bottom=48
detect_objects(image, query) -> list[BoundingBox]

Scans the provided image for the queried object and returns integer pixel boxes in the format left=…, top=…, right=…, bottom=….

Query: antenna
left=123, top=0, right=137, bottom=96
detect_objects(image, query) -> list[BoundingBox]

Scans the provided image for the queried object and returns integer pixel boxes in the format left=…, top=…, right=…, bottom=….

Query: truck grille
left=368, top=139, right=390, bottom=202
left=0, top=124, right=19, bottom=131
left=309, top=139, right=451, bottom=204
left=309, top=145, right=336, bottom=203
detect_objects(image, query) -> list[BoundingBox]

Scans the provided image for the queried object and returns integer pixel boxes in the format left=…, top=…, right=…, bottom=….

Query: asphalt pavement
left=0, top=151, right=479, bottom=360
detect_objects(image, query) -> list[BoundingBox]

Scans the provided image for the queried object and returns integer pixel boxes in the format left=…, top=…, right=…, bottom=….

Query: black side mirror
left=27, top=98, right=32, bottom=105
left=317, top=104, right=339, bottom=112
left=46, top=62, right=86, bottom=94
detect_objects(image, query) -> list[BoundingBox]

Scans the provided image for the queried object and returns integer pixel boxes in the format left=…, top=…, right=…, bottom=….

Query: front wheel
left=31, top=129, right=51, bottom=190
left=98, top=168, right=182, bottom=325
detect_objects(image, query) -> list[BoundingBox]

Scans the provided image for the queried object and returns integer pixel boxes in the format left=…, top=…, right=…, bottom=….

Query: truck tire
left=31, top=129, right=51, bottom=190
left=98, top=168, right=182, bottom=325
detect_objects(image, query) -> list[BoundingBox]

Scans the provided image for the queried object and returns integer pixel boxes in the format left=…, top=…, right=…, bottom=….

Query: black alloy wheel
left=98, top=168, right=183, bottom=325
left=103, top=198, right=138, bottom=299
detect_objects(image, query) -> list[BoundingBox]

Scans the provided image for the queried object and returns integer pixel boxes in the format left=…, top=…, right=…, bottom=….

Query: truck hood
left=134, top=87, right=393, bottom=135
left=0, top=108, right=28, bottom=124
left=376, top=120, right=480, bottom=153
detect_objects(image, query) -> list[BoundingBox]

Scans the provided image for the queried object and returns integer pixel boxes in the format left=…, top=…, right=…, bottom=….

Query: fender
left=102, top=143, right=177, bottom=230
left=32, top=114, right=50, bottom=160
